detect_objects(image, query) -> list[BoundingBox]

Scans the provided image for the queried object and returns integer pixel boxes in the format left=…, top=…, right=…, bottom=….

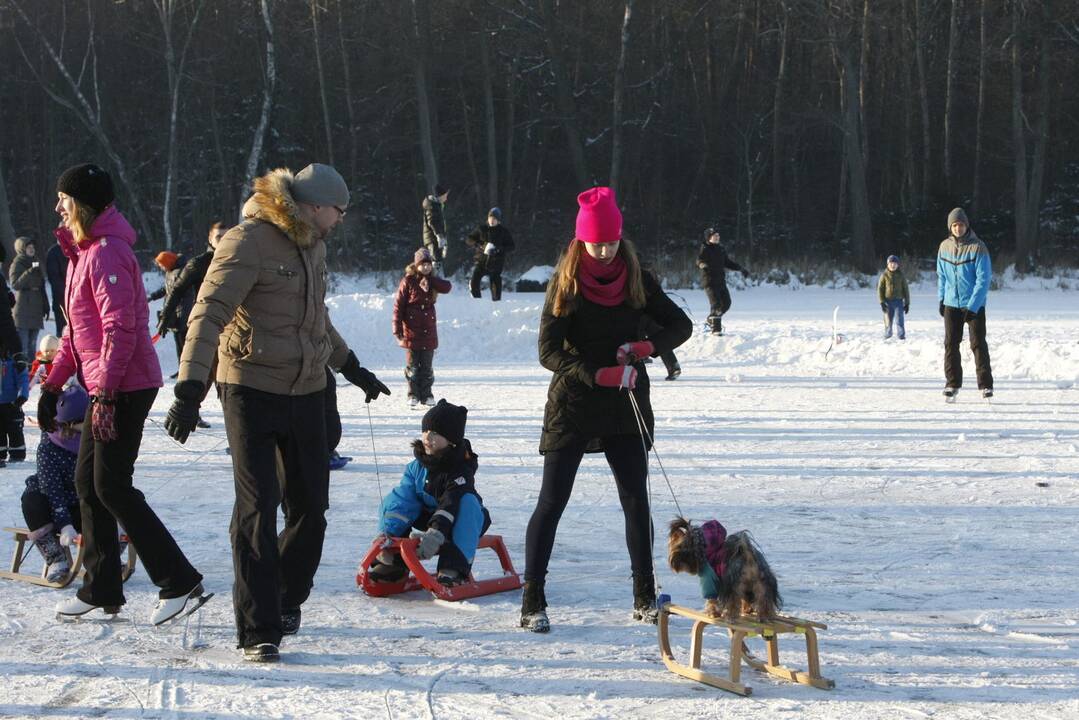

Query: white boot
left=55, top=596, right=121, bottom=620
left=150, top=583, right=211, bottom=626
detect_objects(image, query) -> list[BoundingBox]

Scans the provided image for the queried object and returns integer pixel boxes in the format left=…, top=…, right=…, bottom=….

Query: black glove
left=15, top=395, right=27, bottom=409
left=939, top=301, right=945, bottom=317
left=37, top=383, right=61, bottom=432
left=164, top=380, right=204, bottom=444
left=340, top=351, right=391, bottom=403
left=156, top=314, right=169, bottom=338
left=880, top=302, right=888, bottom=313
left=903, top=303, right=910, bottom=314
left=13, top=352, right=27, bottom=373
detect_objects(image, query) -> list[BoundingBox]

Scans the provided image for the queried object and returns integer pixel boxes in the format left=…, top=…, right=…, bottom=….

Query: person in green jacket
left=877, top=255, right=910, bottom=340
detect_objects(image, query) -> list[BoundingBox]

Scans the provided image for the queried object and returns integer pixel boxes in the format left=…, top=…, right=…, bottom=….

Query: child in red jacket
left=392, top=248, right=451, bottom=408
left=29, top=334, right=59, bottom=388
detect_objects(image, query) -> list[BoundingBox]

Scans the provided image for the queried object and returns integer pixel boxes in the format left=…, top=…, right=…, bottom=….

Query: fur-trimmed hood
left=241, top=168, right=315, bottom=249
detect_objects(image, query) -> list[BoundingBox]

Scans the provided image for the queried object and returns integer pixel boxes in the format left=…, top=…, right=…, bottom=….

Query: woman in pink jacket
left=37, top=164, right=208, bottom=625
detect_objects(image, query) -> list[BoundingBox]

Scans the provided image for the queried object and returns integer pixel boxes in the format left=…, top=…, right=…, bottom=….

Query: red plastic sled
left=356, top=534, right=522, bottom=601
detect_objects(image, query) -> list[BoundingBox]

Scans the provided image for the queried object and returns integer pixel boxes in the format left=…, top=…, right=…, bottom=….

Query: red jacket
left=392, top=270, right=451, bottom=351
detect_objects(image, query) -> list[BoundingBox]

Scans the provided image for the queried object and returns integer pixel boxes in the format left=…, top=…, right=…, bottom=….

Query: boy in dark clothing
left=369, top=400, right=491, bottom=587
left=0, top=351, right=29, bottom=462
left=466, top=207, right=515, bottom=301
left=697, top=227, right=749, bottom=335
left=421, top=185, right=450, bottom=271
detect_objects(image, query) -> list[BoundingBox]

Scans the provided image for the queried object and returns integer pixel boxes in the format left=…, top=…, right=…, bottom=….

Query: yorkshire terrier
left=667, top=516, right=782, bottom=621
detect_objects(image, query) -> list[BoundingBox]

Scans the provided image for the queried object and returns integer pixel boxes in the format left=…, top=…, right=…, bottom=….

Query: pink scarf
left=578, top=252, right=628, bottom=307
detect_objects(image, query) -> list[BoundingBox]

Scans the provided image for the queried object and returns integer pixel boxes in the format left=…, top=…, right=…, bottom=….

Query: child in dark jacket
left=21, top=385, right=89, bottom=582
left=0, top=351, right=30, bottom=462
left=369, top=400, right=491, bottom=587
left=392, top=247, right=452, bottom=408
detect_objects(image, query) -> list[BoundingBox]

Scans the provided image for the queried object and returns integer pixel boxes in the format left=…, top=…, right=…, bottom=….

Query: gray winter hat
left=292, top=163, right=349, bottom=208
left=947, top=207, right=969, bottom=230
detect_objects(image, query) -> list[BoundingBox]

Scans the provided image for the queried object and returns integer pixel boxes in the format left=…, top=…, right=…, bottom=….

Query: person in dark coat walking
left=148, top=251, right=188, bottom=370
left=45, top=240, right=69, bottom=337
left=9, top=237, right=50, bottom=357
left=393, top=247, right=452, bottom=408
left=697, top=227, right=749, bottom=335
left=466, top=207, right=515, bottom=301
left=158, top=222, right=228, bottom=340
left=520, top=187, right=693, bottom=633
left=421, top=185, right=449, bottom=270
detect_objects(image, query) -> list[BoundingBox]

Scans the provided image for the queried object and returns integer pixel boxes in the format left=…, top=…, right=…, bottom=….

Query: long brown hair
left=68, top=198, right=99, bottom=244
left=548, top=237, right=646, bottom=317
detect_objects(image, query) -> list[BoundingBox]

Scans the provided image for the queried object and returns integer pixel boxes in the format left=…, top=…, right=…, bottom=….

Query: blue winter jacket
left=937, top=231, right=991, bottom=313
left=378, top=440, right=489, bottom=563
left=0, top=357, right=29, bottom=403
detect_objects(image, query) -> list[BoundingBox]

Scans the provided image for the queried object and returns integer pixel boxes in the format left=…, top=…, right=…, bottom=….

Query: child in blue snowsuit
left=0, top=351, right=30, bottom=462
left=370, top=400, right=491, bottom=586
left=21, top=385, right=89, bottom=582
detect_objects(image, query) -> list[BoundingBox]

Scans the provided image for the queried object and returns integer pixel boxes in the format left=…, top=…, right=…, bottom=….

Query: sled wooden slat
left=357, top=534, right=522, bottom=602
left=0, top=527, right=137, bottom=589
left=658, top=602, right=835, bottom=696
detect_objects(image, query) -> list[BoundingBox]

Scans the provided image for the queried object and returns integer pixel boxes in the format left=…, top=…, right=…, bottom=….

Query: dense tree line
left=1, top=0, right=1077, bottom=278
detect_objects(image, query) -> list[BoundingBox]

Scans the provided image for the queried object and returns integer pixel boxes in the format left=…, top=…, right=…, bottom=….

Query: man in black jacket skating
left=697, top=227, right=749, bottom=335
left=466, top=207, right=515, bottom=301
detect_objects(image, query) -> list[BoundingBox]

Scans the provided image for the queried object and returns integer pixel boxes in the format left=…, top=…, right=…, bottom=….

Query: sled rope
left=366, top=403, right=385, bottom=504
left=627, top=389, right=684, bottom=517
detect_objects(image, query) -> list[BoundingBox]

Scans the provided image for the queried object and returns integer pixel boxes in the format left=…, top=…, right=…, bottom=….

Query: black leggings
left=525, top=435, right=653, bottom=583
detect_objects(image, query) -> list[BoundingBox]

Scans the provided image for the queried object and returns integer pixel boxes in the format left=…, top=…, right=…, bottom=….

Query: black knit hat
left=421, top=399, right=468, bottom=446
left=434, top=184, right=449, bottom=197
left=56, top=164, right=114, bottom=213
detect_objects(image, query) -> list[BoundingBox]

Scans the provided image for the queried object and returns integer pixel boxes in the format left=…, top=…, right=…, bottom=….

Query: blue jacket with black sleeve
left=937, top=231, right=991, bottom=313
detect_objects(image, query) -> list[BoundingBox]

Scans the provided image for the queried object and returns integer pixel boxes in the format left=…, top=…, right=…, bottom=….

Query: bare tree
left=243, top=0, right=276, bottom=203
left=480, top=29, right=498, bottom=206
left=310, top=0, right=335, bottom=166
left=153, top=0, right=205, bottom=249
left=540, top=0, right=589, bottom=189
left=609, top=0, right=634, bottom=195
left=0, top=159, right=15, bottom=271
left=943, top=0, right=960, bottom=189
left=971, top=0, right=987, bottom=215
left=7, top=0, right=156, bottom=244
left=913, top=0, right=932, bottom=208
left=411, top=0, right=439, bottom=192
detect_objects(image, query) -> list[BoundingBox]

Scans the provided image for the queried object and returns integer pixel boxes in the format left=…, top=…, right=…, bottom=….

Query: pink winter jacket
left=45, top=206, right=163, bottom=395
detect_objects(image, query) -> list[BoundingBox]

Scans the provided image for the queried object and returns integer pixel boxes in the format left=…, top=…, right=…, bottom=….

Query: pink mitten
left=594, top=365, right=638, bottom=390
left=616, top=340, right=654, bottom=365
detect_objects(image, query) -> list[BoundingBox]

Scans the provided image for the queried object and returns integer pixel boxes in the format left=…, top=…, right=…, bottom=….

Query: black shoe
left=632, top=573, right=658, bottom=624
left=981, top=388, right=994, bottom=398
left=437, top=570, right=466, bottom=587
left=520, top=580, right=550, bottom=633
left=368, top=554, right=408, bottom=583
left=243, top=643, right=280, bottom=663
left=169, top=371, right=179, bottom=380
left=281, top=607, right=301, bottom=636
left=196, top=417, right=211, bottom=429
left=665, top=365, right=681, bottom=381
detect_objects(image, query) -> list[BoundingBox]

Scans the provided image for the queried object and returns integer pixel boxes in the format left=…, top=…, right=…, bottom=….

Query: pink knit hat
left=575, top=187, right=622, bottom=243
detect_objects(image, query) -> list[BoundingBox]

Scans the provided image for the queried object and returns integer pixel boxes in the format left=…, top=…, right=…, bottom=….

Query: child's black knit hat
left=421, top=399, right=467, bottom=446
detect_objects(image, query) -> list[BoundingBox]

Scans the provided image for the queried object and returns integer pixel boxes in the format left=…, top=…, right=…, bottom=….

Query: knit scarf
left=578, top=251, right=627, bottom=307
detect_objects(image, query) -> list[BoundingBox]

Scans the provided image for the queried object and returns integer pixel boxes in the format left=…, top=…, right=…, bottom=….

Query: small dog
left=667, top=516, right=782, bottom=621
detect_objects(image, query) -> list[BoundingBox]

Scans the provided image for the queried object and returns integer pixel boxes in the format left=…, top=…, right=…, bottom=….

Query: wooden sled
left=658, top=601, right=835, bottom=696
left=0, top=527, right=138, bottom=589
left=356, top=534, right=522, bottom=601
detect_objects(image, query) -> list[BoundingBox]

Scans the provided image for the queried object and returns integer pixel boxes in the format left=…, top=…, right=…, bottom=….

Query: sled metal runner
left=658, top=601, right=835, bottom=696
left=0, top=526, right=138, bottom=589
left=356, top=534, right=522, bottom=601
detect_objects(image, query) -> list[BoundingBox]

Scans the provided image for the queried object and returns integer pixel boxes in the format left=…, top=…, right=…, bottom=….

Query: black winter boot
left=632, top=573, right=658, bottom=624
left=520, top=580, right=550, bottom=633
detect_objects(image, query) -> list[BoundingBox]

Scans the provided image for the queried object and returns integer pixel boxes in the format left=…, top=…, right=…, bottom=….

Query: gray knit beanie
left=947, top=207, right=969, bottom=230
left=292, top=163, right=349, bottom=207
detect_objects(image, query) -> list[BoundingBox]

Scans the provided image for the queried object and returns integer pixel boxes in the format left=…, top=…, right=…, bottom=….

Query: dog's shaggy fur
left=667, top=516, right=782, bottom=620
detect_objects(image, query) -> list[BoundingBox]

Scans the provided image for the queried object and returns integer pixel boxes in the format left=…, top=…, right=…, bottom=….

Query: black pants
left=324, top=367, right=341, bottom=454
left=405, top=349, right=435, bottom=401
left=221, top=384, right=329, bottom=648
left=525, top=435, right=652, bottom=583
left=703, top=281, right=731, bottom=318
left=0, top=403, right=26, bottom=461
left=470, top=263, right=503, bottom=301
left=171, top=323, right=187, bottom=366
left=75, top=388, right=201, bottom=606
left=53, top=302, right=66, bottom=337
left=21, top=489, right=80, bottom=534
left=943, top=306, right=994, bottom=390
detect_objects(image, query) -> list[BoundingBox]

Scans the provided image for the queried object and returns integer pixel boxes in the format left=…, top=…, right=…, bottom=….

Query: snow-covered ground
left=1, top=279, right=1077, bottom=719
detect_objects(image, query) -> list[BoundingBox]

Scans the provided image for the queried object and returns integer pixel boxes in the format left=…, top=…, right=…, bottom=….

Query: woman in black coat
left=520, top=187, right=692, bottom=633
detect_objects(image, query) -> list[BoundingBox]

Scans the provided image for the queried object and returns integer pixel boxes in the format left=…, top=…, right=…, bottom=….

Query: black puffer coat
left=697, top=243, right=745, bottom=286
left=538, top=270, right=692, bottom=453
left=465, top=224, right=515, bottom=274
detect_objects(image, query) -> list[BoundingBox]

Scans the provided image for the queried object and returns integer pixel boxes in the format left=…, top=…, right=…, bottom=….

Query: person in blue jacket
left=0, top=348, right=30, bottom=462
left=369, top=399, right=491, bottom=587
left=937, top=207, right=994, bottom=399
